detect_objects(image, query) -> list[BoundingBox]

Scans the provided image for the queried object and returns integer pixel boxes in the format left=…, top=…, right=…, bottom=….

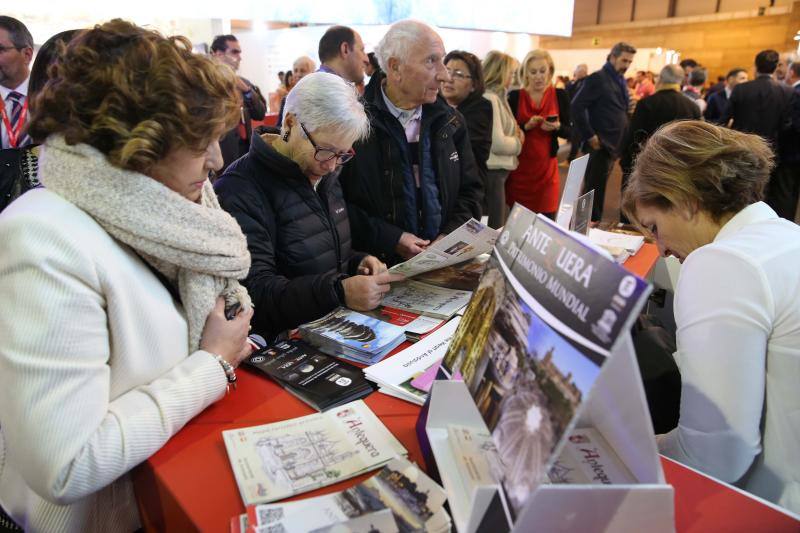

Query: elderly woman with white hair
left=215, top=72, right=402, bottom=341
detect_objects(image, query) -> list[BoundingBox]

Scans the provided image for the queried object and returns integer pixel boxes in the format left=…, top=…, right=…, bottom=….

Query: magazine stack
left=422, top=204, right=674, bottom=533
left=299, top=307, right=406, bottom=364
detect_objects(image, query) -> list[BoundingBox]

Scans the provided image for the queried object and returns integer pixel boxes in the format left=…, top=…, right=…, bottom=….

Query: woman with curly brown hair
left=623, top=120, right=800, bottom=514
left=0, top=20, right=254, bottom=531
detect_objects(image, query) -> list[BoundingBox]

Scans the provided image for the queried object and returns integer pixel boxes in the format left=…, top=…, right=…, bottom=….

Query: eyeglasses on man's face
left=299, top=122, right=355, bottom=164
left=446, top=68, right=472, bottom=81
left=0, top=44, right=25, bottom=54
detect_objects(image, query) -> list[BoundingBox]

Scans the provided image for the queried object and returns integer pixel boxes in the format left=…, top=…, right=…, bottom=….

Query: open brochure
left=365, top=317, right=461, bottom=405
left=245, top=457, right=451, bottom=533
left=380, top=280, right=472, bottom=321
left=439, top=205, right=651, bottom=515
left=222, top=400, right=407, bottom=505
left=390, top=218, right=498, bottom=279
left=588, top=228, right=645, bottom=263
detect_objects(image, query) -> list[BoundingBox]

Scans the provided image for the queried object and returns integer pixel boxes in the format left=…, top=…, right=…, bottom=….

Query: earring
left=282, top=129, right=290, bottom=142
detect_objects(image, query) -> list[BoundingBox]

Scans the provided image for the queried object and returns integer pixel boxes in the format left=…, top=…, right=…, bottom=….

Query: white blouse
left=658, top=202, right=800, bottom=515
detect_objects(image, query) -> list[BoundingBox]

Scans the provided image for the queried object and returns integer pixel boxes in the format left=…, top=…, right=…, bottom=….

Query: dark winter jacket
left=339, top=74, right=483, bottom=264
left=0, top=146, right=39, bottom=213
left=215, top=133, right=366, bottom=340
left=456, top=91, right=493, bottom=186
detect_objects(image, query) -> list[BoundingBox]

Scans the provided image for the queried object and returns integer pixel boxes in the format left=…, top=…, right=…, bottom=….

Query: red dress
left=506, top=86, right=560, bottom=214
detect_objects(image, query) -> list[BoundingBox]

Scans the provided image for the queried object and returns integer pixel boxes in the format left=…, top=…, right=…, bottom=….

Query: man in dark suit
left=772, top=61, right=800, bottom=220
left=704, top=68, right=748, bottom=124
left=572, top=42, right=636, bottom=221
left=723, top=50, right=794, bottom=218
left=620, top=64, right=701, bottom=182
left=211, top=34, right=267, bottom=172
left=566, top=63, right=588, bottom=161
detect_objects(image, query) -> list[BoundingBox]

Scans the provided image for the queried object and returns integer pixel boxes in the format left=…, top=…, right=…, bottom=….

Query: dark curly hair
left=622, top=120, right=774, bottom=226
left=444, top=50, right=485, bottom=95
left=28, top=19, right=240, bottom=174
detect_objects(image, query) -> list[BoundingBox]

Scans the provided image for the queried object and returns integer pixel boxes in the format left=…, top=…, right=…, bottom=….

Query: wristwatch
left=212, top=354, right=237, bottom=391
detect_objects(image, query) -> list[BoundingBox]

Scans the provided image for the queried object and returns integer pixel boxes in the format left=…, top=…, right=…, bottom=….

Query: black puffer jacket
left=339, top=73, right=483, bottom=264
left=215, top=134, right=366, bottom=340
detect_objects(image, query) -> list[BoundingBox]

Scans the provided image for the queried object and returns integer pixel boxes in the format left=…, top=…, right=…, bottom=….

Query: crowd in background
left=0, top=14, right=799, bottom=532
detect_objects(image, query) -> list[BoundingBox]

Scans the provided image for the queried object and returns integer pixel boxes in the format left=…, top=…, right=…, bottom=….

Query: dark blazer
left=778, top=85, right=800, bottom=165
left=722, top=75, right=793, bottom=147
left=508, top=87, right=572, bottom=158
left=704, top=90, right=729, bottom=124
left=456, top=91, right=493, bottom=186
left=571, top=64, right=629, bottom=155
left=219, top=77, right=268, bottom=172
left=215, top=134, right=366, bottom=341
left=339, top=74, right=483, bottom=263
left=620, top=88, right=701, bottom=177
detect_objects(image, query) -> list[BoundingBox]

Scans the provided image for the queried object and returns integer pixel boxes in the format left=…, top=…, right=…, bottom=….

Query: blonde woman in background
left=482, top=51, right=524, bottom=228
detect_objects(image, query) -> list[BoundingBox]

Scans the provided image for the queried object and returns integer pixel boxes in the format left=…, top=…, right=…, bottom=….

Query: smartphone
left=225, top=302, right=241, bottom=320
left=545, top=115, right=559, bottom=123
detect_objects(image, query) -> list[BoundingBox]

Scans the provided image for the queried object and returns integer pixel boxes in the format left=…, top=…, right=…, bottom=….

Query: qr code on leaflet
left=258, top=507, right=285, bottom=524
left=264, top=525, right=287, bottom=533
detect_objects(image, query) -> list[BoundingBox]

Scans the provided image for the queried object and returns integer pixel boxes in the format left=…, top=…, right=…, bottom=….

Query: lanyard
left=1, top=96, right=28, bottom=148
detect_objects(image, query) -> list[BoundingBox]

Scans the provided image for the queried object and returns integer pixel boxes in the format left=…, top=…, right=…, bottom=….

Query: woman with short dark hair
left=0, top=20, right=254, bottom=531
left=623, top=120, right=800, bottom=515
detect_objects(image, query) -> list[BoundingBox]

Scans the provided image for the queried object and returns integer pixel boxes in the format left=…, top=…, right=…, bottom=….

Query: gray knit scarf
left=39, top=135, right=252, bottom=352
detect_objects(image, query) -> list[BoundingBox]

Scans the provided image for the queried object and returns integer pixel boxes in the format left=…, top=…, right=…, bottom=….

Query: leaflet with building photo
left=246, top=457, right=450, bottom=533
left=364, top=318, right=461, bottom=405
left=380, top=280, right=472, bottom=321
left=222, top=400, right=407, bottom=506
left=389, top=218, right=498, bottom=278
left=362, top=305, right=445, bottom=342
left=440, top=205, right=651, bottom=514
left=299, top=308, right=406, bottom=364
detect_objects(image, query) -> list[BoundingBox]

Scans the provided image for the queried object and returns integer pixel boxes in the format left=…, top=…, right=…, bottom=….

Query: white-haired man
left=339, top=20, right=483, bottom=264
left=276, top=56, right=317, bottom=128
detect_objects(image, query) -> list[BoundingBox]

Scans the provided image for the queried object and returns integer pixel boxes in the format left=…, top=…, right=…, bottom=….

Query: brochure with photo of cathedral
left=439, top=205, right=651, bottom=515
left=222, top=400, right=407, bottom=506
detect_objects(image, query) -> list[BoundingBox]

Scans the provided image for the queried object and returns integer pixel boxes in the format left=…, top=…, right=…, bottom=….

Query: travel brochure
left=380, top=280, right=472, bottom=321
left=245, top=339, right=375, bottom=411
left=547, top=427, right=636, bottom=485
left=239, top=457, right=451, bottom=533
left=364, top=317, right=461, bottom=405
left=299, top=308, right=406, bottom=364
left=362, top=305, right=445, bottom=343
left=389, top=218, right=498, bottom=279
left=439, top=205, right=650, bottom=515
left=588, top=227, right=645, bottom=263
left=222, top=400, right=407, bottom=506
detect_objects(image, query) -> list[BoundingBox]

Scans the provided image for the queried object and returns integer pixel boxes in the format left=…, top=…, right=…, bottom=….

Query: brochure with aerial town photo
left=222, top=400, right=407, bottom=506
left=389, top=218, right=498, bottom=279
left=245, top=457, right=451, bottom=533
left=440, top=205, right=650, bottom=515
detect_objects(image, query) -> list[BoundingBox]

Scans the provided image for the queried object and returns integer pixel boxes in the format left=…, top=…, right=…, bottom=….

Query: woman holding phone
left=507, top=49, right=571, bottom=218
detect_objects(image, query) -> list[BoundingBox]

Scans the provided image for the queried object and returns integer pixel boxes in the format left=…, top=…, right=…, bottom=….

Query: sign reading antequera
left=496, top=205, right=648, bottom=358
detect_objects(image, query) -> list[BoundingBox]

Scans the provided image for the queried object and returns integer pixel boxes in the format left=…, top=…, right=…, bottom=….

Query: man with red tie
left=0, top=16, right=33, bottom=150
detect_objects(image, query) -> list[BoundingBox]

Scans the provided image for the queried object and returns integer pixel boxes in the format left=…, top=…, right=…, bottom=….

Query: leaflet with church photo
left=440, top=205, right=650, bottom=514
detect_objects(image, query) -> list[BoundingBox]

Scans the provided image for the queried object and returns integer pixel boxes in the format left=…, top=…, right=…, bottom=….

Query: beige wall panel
left=675, top=0, right=718, bottom=17
left=600, top=0, right=635, bottom=24
left=634, top=0, right=671, bottom=20
left=573, top=0, right=600, bottom=26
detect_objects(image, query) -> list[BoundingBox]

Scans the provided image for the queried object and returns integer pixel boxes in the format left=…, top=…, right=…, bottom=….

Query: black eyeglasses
left=446, top=68, right=473, bottom=80
left=0, top=45, right=24, bottom=53
left=299, top=122, right=355, bottom=164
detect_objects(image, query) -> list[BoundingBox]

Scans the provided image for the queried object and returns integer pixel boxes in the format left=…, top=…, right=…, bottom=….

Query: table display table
left=132, top=243, right=799, bottom=532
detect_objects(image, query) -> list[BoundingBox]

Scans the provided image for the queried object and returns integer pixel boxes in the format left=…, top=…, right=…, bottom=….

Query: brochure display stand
left=422, top=205, right=675, bottom=532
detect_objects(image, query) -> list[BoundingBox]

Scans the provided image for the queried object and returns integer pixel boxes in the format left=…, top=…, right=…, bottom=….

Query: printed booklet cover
left=245, top=339, right=375, bottom=411
left=222, top=400, right=407, bottom=506
left=389, top=218, right=498, bottom=279
left=299, top=308, right=406, bottom=364
left=439, top=204, right=651, bottom=515
left=245, top=457, right=450, bottom=533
